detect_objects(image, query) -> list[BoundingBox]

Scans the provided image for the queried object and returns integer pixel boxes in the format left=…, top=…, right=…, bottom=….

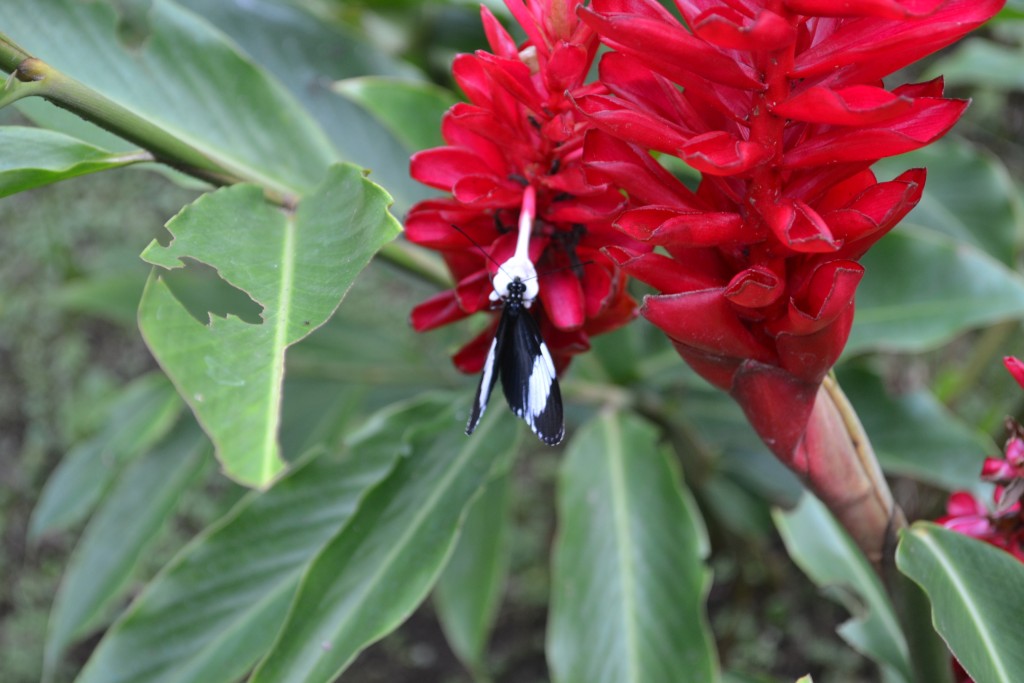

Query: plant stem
left=814, top=379, right=952, bottom=681
left=8, top=56, right=282, bottom=196
left=0, top=33, right=30, bottom=71
left=941, top=320, right=1018, bottom=406
left=379, top=240, right=452, bottom=289
left=0, top=35, right=451, bottom=286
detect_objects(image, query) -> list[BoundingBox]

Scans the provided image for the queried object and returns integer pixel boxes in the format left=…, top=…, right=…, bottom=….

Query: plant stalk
left=0, top=34, right=451, bottom=286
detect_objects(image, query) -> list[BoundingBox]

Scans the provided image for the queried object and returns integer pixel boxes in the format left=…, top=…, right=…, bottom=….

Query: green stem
left=379, top=240, right=452, bottom=289
left=0, top=35, right=453, bottom=286
left=9, top=56, right=280, bottom=196
left=0, top=33, right=31, bottom=71
left=0, top=35, right=455, bottom=288
left=940, top=320, right=1018, bottom=406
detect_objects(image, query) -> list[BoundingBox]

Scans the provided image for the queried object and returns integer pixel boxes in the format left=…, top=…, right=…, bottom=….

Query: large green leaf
left=847, top=227, right=1024, bottom=355
left=897, top=523, right=1024, bottom=683
left=0, top=126, right=146, bottom=197
left=74, top=395, right=449, bottom=683
left=774, top=494, right=911, bottom=683
left=49, top=270, right=150, bottom=328
left=334, top=77, right=458, bottom=152
left=675, top=378, right=803, bottom=537
left=138, top=164, right=400, bottom=487
left=44, top=420, right=208, bottom=679
left=924, top=38, right=1024, bottom=92
left=434, top=472, right=511, bottom=676
left=874, top=139, right=1023, bottom=264
left=837, top=365, right=991, bottom=492
left=286, top=261, right=461, bottom=392
left=0, top=0, right=337, bottom=194
left=28, top=372, right=182, bottom=538
left=172, top=0, right=431, bottom=213
left=249, top=405, right=521, bottom=683
left=547, top=411, right=718, bottom=683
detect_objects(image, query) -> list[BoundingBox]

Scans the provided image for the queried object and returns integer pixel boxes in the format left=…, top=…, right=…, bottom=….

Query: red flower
left=578, top=0, right=1002, bottom=458
left=939, top=360, right=1024, bottom=563
left=1004, top=355, right=1024, bottom=390
left=407, top=0, right=646, bottom=373
left=938, top=357, right=1024, bottom=682
left=938, top=487, right=1024, bottom=562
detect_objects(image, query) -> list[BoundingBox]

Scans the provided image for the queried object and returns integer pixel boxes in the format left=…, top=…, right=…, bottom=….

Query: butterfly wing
left=466, top=314, right=507, bottom=435
left=499, top=307, right=564, bottom=445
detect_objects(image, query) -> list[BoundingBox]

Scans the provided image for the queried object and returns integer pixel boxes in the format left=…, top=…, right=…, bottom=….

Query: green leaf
left=897, top=523, right=1024, bottom=683
left=874, top=139, right=1023, bottom=264
left=837, top=365, right=991, bottom=492
left=774, top=494, right=911, bottom=683
left=0, top=0, right=338, bottom=194
left=847, top=227, right=1024, bottom=355
left=334, top=77, right=458, bottom=152
left=547, top=411, right=719, bottom=683
left=75, top=395, right=448, bottom=683
left=29, top=373, right=182, bottom=538
left=49, top=271, right=149, bottom=328
left=43, top=420, right=208, bottom=678
left=924, top=38, right=1024, bottom=92
left=137, top=164, right=400, bottom=487
left=0, top=126, right=145, bottom=197
left=172, top=0, right=431, bottom=213
left=434, top=472, right=511, bottom=675
left=674, top=380, right=803, bottom=537
left=287, top=260, right=461, bottom=391
left=249, top=404, right=521, bottom=683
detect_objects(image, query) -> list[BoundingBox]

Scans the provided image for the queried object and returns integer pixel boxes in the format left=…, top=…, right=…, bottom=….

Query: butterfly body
left=466, top=277, right=564, bottom=446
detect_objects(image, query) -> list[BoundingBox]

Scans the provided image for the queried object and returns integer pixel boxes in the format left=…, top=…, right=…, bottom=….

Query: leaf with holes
left=138, top=164, right=400, bottom=487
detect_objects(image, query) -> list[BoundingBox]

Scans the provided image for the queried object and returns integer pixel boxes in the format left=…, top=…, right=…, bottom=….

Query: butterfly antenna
left=449, top=223, right=507, bottom=273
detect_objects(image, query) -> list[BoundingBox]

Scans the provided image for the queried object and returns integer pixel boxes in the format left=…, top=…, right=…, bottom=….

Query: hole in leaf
left=161, top=258, right=264, bottom=325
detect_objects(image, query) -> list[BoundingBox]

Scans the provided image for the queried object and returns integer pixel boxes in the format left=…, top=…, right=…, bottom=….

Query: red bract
left=939, top=363, right=1024, bottom=561
left=578, top=0, right=1001, bottom=459
left=939, top=485, right=1024, bottom=562
left=1004, top=355, right=1024, bottom=390
left=407, top=0, right=646, bottom=374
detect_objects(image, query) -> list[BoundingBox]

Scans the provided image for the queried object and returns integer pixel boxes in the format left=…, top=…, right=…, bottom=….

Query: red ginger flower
left=577, top=0, right=1002, bottom=458
left=939, top=357, right=1024, bottom=560
left=938, top=356, right=1024, bottom=682
left=407, top=0, right=646, bottom=374
left=939, top=407, right=1024, bottom=563
left=938, top=490, right=1024, bottom=562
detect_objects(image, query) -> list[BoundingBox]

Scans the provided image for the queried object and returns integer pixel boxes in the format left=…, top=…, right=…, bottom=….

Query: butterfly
left=465, top=275, right=564, bottom=446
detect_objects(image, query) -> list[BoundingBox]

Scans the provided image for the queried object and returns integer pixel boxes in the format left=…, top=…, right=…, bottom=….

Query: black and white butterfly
left=465, top=276, right=564, bottom=446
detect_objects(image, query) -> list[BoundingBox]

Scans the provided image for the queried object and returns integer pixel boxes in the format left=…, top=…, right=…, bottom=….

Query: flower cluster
left=575, top=0, right=1002, bottom=456
left=939, top=357, right=1024, bottom=562
left=407, top=0, right=645, bottom=374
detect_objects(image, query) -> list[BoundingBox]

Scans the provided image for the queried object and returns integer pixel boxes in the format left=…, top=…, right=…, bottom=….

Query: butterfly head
left=490, top=253, right=539, bottom=306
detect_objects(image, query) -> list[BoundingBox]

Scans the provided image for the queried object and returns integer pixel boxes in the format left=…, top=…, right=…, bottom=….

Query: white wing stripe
left=527, top=346, right=553, bottom=420
left=478, top=337, right=498, bottom=417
